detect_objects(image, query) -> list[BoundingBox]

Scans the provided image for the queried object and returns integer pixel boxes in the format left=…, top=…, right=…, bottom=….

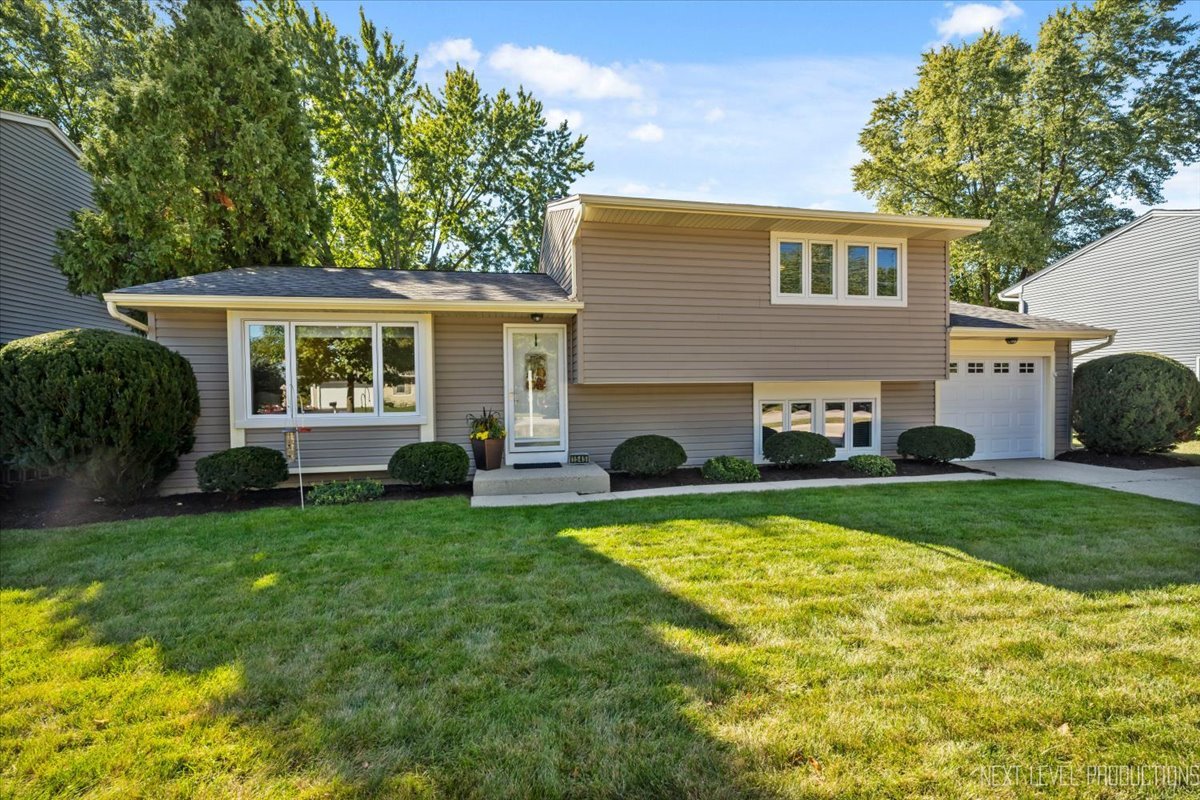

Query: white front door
left=504, top=324, right=568, bottom=464
left=941, top=357, right=1043, bottom=460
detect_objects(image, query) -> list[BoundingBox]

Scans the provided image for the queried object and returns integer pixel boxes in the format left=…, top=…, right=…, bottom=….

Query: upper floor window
left=771, top=233, right=906, bottom=306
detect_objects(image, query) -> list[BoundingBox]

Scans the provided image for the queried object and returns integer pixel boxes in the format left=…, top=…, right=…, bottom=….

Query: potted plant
left=467, top=407, right=506, bottom=470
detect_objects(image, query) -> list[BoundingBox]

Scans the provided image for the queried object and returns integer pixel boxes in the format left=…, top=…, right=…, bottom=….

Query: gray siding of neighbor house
left=539, top=207, right=576, bottom=296
left=149, top=310, right=231, bottom=494
left=1018, top=212, right=1200, bottom=373
left=572, top=223, right=950, bottom=384
left=881, top=381, right=935, bottom=455
left=1055, top=339, right=1072, bottom=454
left=0, top=118, right=126, bottom=343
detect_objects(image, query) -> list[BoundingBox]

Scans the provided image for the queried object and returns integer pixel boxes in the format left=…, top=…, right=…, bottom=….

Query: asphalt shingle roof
left=115, top=266, right=572, bottom=303
left=949, top=302, right=1110, bottom=333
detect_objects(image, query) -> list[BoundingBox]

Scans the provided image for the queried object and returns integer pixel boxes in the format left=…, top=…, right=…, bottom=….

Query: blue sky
left=313, top=0, right=1198, bottom=212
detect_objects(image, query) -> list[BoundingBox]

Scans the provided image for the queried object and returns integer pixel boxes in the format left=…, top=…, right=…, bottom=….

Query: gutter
left=102, top=293, right=584, bottom=314
left=106, top=301, right=149, bottom=333
left=1073, top=333, right=1116, bottom=359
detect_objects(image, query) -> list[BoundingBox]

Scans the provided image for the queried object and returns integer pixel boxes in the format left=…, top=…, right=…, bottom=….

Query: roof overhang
left=551, top=194, right=990, bottom=242
left=102, top=293, right=584, bottom=314
left=950, top=326, right=1114, bottom=341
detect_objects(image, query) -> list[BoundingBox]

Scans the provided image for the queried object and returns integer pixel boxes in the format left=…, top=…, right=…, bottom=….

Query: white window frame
left=770, top=233, right=907, bottom=307
left=753, top=381, right=882, bottom=461
left=230, top=311, right=432, bottom=429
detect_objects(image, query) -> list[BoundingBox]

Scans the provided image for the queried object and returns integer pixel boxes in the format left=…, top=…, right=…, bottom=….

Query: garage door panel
left=942, top=357, right=1043, bottom=460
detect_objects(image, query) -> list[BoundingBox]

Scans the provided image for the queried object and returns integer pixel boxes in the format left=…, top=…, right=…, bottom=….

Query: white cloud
left=426, top=37, right=481, bottom=68
left=704, top=107, right=725, bottom=123
left=936, top=1, right=1023, bottom=40
left=488, top=44, right=642, bottom=99
left=545, top=108, right=584, bottom=130
left=627, top=123, right=665, bottom=143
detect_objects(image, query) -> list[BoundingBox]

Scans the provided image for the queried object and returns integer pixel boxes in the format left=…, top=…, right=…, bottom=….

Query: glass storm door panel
left=506, top=326, right=567, bottom=460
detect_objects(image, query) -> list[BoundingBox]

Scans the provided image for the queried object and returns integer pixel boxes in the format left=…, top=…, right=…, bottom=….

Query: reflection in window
left=761, top=402, right=784, bottom=444
left=994, top=362, right=1010, bottom=374
left=778, top=242, right=802, bottom=295
left=790, top=402, right=813, bottom=433
left=382, top=326, right=416, bottom=413
left=968, top=362, right=984, bottom=374
left=295, top=325, right=374, bottom=414
left=824, top=401, right=846, bottom=447
left=249, top=324, right=287, bottom=415
left=811, top=243, right=834, bottom=295
left=847, top=245, right=869, bottom=296
left=949, top=362, right=958, bottom=374
left=877, top=247, right=898, bottom=297
left=1019, top=362, right=1035, bottom=374
left=852, top=401, right=873, bottom=448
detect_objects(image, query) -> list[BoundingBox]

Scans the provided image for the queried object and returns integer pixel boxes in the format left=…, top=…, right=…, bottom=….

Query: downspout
left=1073, top=333, right=1115, bottom=359
left=106, top=301, right=149, bottom=333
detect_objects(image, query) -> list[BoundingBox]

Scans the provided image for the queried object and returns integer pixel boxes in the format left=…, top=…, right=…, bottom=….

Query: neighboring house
left=101, top=195, right=1112, bottom=493
left=0, top=110, right=128, bottom=343
left=999, top=209, right=1200, bottom=374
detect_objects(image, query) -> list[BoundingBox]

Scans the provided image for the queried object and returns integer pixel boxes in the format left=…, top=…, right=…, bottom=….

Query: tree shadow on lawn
left=2, top=504, right=777, bottom=799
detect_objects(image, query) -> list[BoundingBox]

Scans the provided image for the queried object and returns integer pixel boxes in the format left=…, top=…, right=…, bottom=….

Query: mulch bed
left=0, top=478, right=470, bottom=531
left=609, top=459, right=980, bottom=492
left=1056, top=449, right=1196, bottom=471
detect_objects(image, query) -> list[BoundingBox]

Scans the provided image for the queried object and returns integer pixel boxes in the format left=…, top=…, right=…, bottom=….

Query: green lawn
left=1172, top=438, right=1200, bottom=465
left=2, top=482, right=1198, bottom=799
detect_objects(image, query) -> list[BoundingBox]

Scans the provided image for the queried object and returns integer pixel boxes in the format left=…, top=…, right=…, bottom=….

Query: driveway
left=971, top=459, right=1200, bottom=506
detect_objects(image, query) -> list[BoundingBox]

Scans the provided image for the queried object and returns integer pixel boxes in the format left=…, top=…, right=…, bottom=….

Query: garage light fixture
left=1005, top=337, right=1019, bottom=344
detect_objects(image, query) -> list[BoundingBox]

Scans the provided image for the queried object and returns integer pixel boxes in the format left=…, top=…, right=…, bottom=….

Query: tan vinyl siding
left=1055, top=339, right=1072, bottom=454
left=243, top=426, right=419, bottom=468
left=880, top=381, right=935, bottom=455
left=573, top=223, right=949, bottom=383
left=0, top=118, right=126, bottom=342
left=150, top=310, right=230, bottom=493
left=434, top=315, right=506, bottom=469
left=538, top=207, right=577, bottom=296
left=1019, top=212, right=1200, bottom=372
left=568, top=383, right=753, bottom=467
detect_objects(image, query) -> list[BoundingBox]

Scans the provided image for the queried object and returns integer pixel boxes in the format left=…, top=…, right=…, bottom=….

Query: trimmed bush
left=1073, top=352, right=1200, bottom=455
left=388, top=441, right=469, bottom=487
left=609, top=435, right=687, bottom=477
left=0, top=329, right=199, bottom=501
left=701, top=455, right=761, bottom=483
left=196, top=446, right=289, bottom=499
left=309, top=477, right=385, bottom=506
left=762, top=431, right=835, bottom=467
left=847, top=454, right=897, bottom=477
left=897, top=425, right=975, bottom=463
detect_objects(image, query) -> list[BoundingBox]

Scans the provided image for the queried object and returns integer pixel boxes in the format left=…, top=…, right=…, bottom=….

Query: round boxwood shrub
left=388, top=441, right=469, bottom=487
left=0, top=329, right=199, bottom=501
left=1073, top=352, right=1200, bottom=455
left=897, top=425, right=975, bottom=463
left=762, top=431, right=835, bottom=467
left=196, top=446, right=289, bottom=499
left=609, top=435, right=687, bottom=477
left=701, top=455, right=761, bottom=483
left=847, top=454, right=897, bottom=477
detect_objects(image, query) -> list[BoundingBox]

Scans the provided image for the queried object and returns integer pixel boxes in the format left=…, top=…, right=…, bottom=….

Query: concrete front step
left=472, top=463, right=611, bottom=497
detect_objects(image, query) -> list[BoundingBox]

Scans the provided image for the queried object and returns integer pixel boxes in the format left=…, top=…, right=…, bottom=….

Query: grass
left=1171, top=438, right=1200, bottom=465
left=2, top=481, right=1198, bottom=799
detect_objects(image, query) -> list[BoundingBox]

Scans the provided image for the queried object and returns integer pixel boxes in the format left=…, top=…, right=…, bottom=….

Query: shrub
left=847, top=454, right=897, bottom=477
left=609, top=435, right=687, bottom=477
left=0, top=328, right=199, bottom=501
left=196, top=446, right=289, bottom=499
left=762, top=431, right=835, bottom=467
left=308, top=477, right=385, bottom=506
left=701, top=455, right=761, bottom=483
left=388, top=441, right=469, bottom=487
left=897, top=426, right=975, bottom=463
left=1073, top=352, right=1200, bottom=455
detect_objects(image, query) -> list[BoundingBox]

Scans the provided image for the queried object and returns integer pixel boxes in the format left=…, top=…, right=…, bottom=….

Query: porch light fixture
left=530, top=313, right=544, bottom=323
left=1005, top=337, right=1019, bottom=344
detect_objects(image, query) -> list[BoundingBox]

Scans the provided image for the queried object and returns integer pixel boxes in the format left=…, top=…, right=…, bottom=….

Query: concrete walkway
left=971, top=459, right=1200, bottom=506
left=470, top=471, right=993, bottom=508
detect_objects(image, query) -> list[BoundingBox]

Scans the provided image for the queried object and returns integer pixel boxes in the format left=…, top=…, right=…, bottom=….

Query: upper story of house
left=999, top=209, right=1200, bottom=372
left=0, top=110, right=128, bottom=343
left=538, top=194, right=990, bottom=384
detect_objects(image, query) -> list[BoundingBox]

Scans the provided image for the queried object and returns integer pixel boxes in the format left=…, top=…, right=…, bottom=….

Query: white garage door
left=940, top=358, right=1042, bottom=460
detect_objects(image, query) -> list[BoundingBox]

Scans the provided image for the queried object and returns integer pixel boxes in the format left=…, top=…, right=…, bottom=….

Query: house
left=999, top=209, right=1200, bottom=374
left=0, top=110, right=129, bottom=343
left=101, top=195, right=1113, bottom=493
